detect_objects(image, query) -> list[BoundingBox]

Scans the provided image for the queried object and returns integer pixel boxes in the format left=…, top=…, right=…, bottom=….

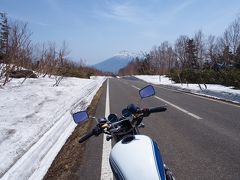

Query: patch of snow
left=114, top=50, right=136, bottom=57
left=135, top=75, right=240, bottom=104
left=113, top=50, right=142, bottom=59
left=0, top=76, right=106, bottom=179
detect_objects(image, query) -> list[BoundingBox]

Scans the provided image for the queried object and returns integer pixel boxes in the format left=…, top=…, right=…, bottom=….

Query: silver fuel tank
left=109, top=135, right=166, bottom=180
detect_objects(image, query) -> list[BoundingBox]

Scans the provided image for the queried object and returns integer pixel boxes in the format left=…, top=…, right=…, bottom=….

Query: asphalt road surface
left=76, top=77, right=240, bottom=180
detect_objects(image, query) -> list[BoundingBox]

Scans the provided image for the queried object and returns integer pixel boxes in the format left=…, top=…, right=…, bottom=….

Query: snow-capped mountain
left=93, top=51, right=139, bottom=73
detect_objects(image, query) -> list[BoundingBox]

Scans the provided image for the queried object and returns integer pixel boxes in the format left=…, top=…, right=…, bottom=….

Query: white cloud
left=95, top=1, right=149, bottom=24
left=95, top=0, right=197, bottom=26
left=153, top=0, right=197, bottom=26
left=168, top=0, right=197, bottom=19
left=92, top=0, right=198, bottom=42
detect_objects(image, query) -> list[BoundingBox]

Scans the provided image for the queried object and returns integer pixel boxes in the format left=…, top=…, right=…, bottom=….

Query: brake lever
left=138, top=123, right=145, bottom=128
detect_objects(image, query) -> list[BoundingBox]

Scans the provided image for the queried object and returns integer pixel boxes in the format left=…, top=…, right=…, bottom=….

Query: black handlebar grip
left=79, top=130, right=94, bottom=143
left=149, top=106, right=167, bottom=114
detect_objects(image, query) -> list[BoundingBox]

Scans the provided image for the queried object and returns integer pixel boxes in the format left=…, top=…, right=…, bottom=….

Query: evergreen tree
left=0, top=12, right=9, bottom=61
left=235, top=45, right=240, bottom=68
left=222, top=46, right=233, bottom=68
left=186, top=39, right=198, bottom=69
left=138, top=54, right=153, bottom=75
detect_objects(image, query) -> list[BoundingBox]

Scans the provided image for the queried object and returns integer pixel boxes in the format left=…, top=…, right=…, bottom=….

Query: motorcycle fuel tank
left=109, top=135, right=166, bottom=180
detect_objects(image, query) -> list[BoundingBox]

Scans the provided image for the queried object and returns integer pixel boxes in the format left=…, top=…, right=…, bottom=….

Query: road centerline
left=131, top=85, right=202, bottom=120
left=100, top=79, right=113, bottom=180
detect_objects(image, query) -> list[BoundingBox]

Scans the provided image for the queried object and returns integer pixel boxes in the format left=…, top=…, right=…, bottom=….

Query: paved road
left=76, top=77, right=240, bottom=180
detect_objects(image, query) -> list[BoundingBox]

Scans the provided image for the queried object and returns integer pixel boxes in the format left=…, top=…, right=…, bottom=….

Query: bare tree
left=149, top=46, right=162, bottom=74
left=224, top=17, right=240, bottom=54
left=8, top=21, right=32, bottom=68
left=0, top=20, right=33, bottom=85
left=36, top=42, right=57, bottom=77
left=149, top=41, right=176, bottom=74
left=53, top=41, right=70, bottom=86
left=194, top=30, right=206, bottom=68
left=165, top=44, right=176, bottom=72
left=217, top=17, right=240, bottom=67
left=174, top=35, right=189, bottom=69
left=206, top=35, right=215, bottom=63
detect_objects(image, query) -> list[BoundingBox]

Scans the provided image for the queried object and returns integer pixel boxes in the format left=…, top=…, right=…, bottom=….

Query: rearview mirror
left=139, top=85, right=155, bottom=99
left=72, top=111, right=89, bottom=124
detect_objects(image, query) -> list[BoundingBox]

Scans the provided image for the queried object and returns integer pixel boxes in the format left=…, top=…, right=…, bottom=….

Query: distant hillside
left=93, top=51, right=138, bottom=73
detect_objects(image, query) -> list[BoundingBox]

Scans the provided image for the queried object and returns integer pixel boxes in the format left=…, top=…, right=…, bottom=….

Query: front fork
left=164, top=164, right=175, bottom=180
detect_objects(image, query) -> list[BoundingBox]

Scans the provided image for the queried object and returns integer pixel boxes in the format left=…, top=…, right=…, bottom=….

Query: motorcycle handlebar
left=79, top=130, right=94, bottom=143
left=149, top=106, right=167, bottom=113
left=78, top=106, right=167, bottom=143
left=138, top=106, right=167, bottom=117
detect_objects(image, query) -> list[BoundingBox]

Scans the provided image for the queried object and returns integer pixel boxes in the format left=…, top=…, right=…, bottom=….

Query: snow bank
left=0, top=76, right=106, bottom=179
left=135, top=75, right=240, bottom=104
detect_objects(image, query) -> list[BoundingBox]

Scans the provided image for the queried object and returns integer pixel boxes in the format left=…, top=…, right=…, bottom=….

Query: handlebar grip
left=79, top=130, right=94, bottom=143
left=149, top=106, right=167, bottom=113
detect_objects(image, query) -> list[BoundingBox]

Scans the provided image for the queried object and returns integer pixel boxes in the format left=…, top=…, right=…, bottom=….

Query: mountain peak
left=93, top=51, right=138, bottom=73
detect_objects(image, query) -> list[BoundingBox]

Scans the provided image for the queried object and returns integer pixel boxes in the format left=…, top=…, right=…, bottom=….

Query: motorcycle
left=72, top=85, right=175, bottom=180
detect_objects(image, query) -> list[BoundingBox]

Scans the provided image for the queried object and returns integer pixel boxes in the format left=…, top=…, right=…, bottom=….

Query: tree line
left=0, top=12, right=106, bottom=86
left=119, top=16, right=240, bottom=88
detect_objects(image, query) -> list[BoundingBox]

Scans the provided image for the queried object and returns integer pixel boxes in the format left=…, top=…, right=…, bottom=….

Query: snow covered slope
left=135, top=75, right=240, bottom=104
left=0, top=76, right=106, bottom=179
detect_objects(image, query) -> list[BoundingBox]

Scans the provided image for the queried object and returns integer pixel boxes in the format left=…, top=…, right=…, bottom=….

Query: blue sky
left=1, top=0, right=240, bottom=65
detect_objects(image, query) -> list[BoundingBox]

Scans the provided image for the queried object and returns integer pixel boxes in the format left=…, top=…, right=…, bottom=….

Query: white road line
left=100, top=79, right=113, bottom=180
left=131, top=85, right=202, bottom=120
left=155, top=85, right=240, bottom=108
left=131, top=85, right=140, bottom=89
left=183, top=91, right=240, bottom=108
left=154, top=96, right=202, bottom=120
